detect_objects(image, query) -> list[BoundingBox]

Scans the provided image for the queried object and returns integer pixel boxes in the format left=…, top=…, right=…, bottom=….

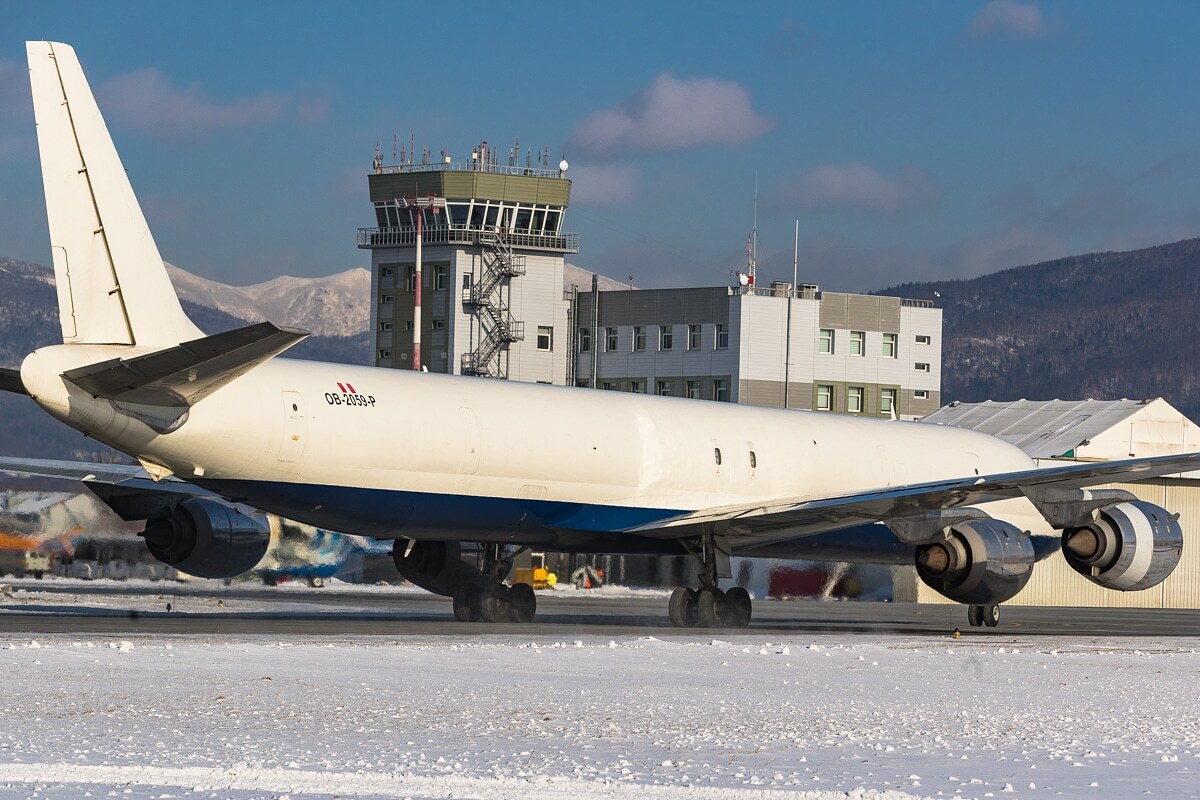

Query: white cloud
left=568, top=72, right=773, bottom=158
left=967, top=0, right=1052, bottom=41
left=566, top=163, right=638, bottom=206
left=773, top=162, right=941, bottom=215
left=99, top=69, right=288, bottom=142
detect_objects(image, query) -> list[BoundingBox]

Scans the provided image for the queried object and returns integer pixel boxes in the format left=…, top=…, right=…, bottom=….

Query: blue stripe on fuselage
left=195, top=478, right=688, bottom=540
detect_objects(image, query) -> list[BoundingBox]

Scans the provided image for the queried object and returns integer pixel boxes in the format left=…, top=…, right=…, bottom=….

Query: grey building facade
left=574, top=285, right=942, bottom=420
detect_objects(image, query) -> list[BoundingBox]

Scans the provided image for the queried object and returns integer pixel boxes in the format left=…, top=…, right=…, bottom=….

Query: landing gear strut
left=453, top=543, right=537, bottom=624
left=668, top=533, right=752, bottom=629
left=967, top=603, right=1001, bottom=628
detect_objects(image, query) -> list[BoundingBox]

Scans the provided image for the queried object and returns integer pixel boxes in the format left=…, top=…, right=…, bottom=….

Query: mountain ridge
left=874, top=236, right=1200, bottom=423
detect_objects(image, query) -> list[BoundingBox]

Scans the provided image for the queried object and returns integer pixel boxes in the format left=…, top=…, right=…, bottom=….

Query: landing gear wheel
left=722, top=587, right=753, bottom=628
left=967, top=604, right=984, bottom=627
left=508, top=583, right=537, bottom=623
left=982, top=604, right=1001, bottom=627
left=480, top=584, right=511, bottom=623
left=697, top=587, right=725, bottom=628
left=668, top=587, right=697, bottom=627
left=453, top=583, right=482, bottom=622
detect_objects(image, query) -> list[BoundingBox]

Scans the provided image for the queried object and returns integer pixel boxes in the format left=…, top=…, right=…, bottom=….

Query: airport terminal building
left=358, top=149, right=943, bottom=420
left=358, top=147, right=578, bottom=384
left=574, top=285, right=942, bottom=419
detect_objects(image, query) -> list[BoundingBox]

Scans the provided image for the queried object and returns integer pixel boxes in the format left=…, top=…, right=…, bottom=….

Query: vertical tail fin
left=26, top=41, right=202, bottom=347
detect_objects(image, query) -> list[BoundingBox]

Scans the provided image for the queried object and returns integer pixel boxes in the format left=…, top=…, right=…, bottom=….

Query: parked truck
left=0, top=548, right=52, bottom=579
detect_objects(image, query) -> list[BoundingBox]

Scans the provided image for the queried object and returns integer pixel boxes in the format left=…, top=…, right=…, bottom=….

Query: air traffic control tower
left=357, top=141, right=578, bottom=382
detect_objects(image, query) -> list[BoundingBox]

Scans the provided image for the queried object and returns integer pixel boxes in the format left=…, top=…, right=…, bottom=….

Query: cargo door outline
left=279, top=391, right=307, bottom=464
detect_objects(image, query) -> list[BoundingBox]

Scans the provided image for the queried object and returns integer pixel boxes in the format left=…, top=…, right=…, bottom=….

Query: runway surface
left=1, top=579, right=1197, bottom=637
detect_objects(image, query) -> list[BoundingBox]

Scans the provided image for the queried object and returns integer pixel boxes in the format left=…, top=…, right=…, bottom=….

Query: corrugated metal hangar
left=896, top=398, right=1200, bottom=609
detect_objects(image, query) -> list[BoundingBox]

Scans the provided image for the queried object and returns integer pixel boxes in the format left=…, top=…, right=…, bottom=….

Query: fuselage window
left=714, top=447, right=722, bottom=466
left=749, top=451, right=756, bottom=469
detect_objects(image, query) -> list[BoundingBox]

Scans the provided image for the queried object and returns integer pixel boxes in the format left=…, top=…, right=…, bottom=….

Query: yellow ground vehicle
left=510, top=552, right=557, bottom=590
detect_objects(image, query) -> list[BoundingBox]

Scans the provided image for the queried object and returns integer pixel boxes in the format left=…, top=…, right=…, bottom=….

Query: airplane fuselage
left=21, top=343, right=1043, bottom=551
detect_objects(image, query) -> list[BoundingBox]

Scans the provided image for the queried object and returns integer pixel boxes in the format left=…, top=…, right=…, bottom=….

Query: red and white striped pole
left=413, top=206, right=422, bottom=371
left=400, top=195, right=445, bottom=372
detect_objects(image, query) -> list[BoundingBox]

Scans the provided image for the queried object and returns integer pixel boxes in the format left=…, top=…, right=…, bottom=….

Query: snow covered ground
left=0, top=633, right=1196, bottom=800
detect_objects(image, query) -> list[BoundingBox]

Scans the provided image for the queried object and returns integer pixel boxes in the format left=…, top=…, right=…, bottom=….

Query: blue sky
left=3, top=1, right=1200, bottom=291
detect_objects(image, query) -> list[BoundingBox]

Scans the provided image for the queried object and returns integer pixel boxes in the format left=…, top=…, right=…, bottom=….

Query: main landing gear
left=668, top=534, right=752, bottom=629
left=967, top=603, right=1001, bottom=628
left=451, top=543, right=537, bottom=624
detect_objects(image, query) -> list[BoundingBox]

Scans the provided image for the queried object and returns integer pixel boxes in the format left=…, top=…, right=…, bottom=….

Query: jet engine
left=1061, top=501, right=1183, bottom=591
left=915, top=518, right=1036, bottom=604
left=140, top=498, right=271, bottom=579
left=391, top=540, right=485, bottom=597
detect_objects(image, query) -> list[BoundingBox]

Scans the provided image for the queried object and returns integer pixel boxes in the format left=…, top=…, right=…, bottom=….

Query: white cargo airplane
left=1, top=41, right=1193, bottom=628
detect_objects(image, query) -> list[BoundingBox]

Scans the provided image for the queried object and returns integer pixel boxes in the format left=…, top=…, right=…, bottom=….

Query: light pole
left=784, top=219, right=798, bottom=409
left=397, top=195, right=446, bottom=371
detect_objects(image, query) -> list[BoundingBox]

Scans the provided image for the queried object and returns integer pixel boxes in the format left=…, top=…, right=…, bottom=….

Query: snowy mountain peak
left=165, top=264, right=371, bottom=338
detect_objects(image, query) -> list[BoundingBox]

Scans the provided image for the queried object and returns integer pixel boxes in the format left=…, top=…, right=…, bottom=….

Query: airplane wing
left=629, top=452, right=1200, bottom=547
left=0, top=367, right=24, bottom=395
left=0, top=456, right=211, bottom=498
left=62, top=321, right=308, bottom=407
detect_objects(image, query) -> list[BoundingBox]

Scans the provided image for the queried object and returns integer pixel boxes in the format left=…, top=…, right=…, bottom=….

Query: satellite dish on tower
left=738, top=273, right=749, bottom=286
left=559, top=159, right=569, bottom=171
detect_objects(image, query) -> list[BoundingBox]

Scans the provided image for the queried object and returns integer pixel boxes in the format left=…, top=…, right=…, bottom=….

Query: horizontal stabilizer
left=62, top=321, right=308, bottom=407
left=0, top=367, right=26, bottom=396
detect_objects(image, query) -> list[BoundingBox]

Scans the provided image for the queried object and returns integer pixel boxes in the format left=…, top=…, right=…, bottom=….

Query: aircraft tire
left=967, top=604, right=984, bottom=627
left=697, top=587, right=724, bottom=628
left=983, top=604, right=1001, bottom=627
left=668, top=587, right=695, bottom=627
left=508, top=582, right=537, bottom=623
left=722, top=587, right=752, bottom=628
left=480, top=584, right=511, bottom=623
left=453, top=583, right=482, bottom=622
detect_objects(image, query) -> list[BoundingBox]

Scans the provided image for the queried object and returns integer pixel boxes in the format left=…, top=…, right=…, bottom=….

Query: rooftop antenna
left=410, top=132, right=415, bottom=166
left=784, top=219, right=798, bottom=410
left=373, top=141, right=382, bottom=174
left=392, top=134, right=397, bottom=166
left=751, top=172, right=758, bottom=287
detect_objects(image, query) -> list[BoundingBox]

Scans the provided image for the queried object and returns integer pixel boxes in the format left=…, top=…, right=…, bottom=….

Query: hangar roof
left=920, top=398, right=1161, bottom=459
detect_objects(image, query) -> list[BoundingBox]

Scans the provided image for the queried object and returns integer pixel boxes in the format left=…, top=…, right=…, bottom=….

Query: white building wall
left=506, top=252, right=568, bottom=384
left=898, top=306, right=941, bottom=398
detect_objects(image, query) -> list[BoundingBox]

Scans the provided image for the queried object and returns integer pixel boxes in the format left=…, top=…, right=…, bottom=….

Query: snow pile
left=0, top=635, right=1196, bottom=799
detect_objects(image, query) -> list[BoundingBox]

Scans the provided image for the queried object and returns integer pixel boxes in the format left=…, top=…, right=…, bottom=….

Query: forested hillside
left=876, top=238, right=1200, bottom=422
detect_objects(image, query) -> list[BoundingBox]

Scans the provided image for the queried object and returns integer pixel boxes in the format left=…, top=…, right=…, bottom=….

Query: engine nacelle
left=392, top=540, right=486, bottom=597
left=1062, top=501, right=1183, bottom=591
left=915, top=518, right=1036, bottom=605
left=140, top=498, right=271, bottom=579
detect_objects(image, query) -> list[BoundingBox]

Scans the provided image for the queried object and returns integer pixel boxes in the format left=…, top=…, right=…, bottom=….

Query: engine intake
left=140, top=498, right=271, bottom=579
left=1062, top=501, right=1183, bottom=591
left=915, top=518, right=1035, bottom=604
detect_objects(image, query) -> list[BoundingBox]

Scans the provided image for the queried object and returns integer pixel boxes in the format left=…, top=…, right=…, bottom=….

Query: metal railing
left=727, top=286, right=936, bottom=307
left=358, top=225, right=579, bottom=253
left=728, top=286, right=822, bottom=300
left=460, top=232, right=527, bottom=379
left=376, top=161, right=565, bottom=178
